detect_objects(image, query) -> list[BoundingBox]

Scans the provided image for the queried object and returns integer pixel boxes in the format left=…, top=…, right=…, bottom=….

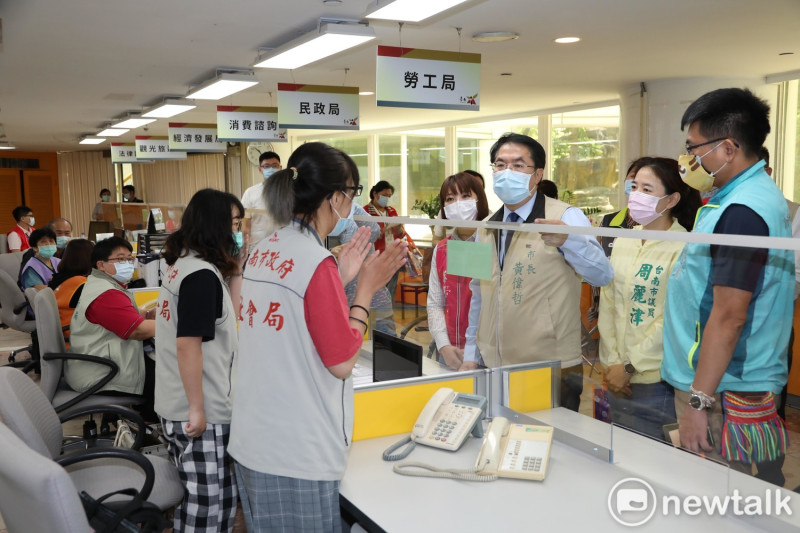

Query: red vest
left=7, top=225, right=31, bottom=252
left=434, top=236, right=472, bottom=349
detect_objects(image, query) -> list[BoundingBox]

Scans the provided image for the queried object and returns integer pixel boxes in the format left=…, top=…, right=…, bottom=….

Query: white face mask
left=443, top=198, right=478, bottom=221
left=111, top=261, right=135, bottom=284
left=27, top=216, right=35, bottom=226
left=377, top=195, right=390, bottom=208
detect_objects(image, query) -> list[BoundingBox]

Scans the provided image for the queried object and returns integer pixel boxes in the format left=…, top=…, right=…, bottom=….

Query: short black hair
left=680, top=88, right=770, bottom=157
left=259, top=151, right=281, bottom=163
left=490, top=133, right=546, bottom=169
left=29, top=228, right=56, bottom=248
left=758, top=146, right=770, bottom=167
left=91, top=236, right=132, bottom=265
left=100, top=188, right=111, bottom=196
left=12, top=205, right=32, bottom=222
left=538, top=179, right=558, bottom=199
left=122, top=184, right=135, bottom=193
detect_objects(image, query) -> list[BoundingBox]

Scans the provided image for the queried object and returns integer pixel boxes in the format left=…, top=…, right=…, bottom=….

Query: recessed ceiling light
left=0, top=141, right=16, bottom=150
left=79, top=137, right=106, bottom=145
left=359, top=91, right=375, bottom=96
left=472, top=31, right=519, bottom=43
left=97, top=128, right=129, bottom=137
left=554, top=36, right=580, bottom=44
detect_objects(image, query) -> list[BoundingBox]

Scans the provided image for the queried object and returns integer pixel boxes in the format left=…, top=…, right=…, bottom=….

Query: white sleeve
left=558, top=207, right=614, bottom=287
left=6, top=231, right=21, bottom=252
left=462, top=277, right=482, bottom=363
left=425, top=251, right=451, bottom=350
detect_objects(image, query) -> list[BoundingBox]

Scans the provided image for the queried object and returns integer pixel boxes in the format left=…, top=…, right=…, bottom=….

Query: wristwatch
left=623, top=361, right=636, bottom=375
left=688, top=385, right=716, bottom=411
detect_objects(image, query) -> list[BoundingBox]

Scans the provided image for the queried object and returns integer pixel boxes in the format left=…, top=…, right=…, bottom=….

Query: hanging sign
left=277, top=83, right=359, bottom=130
left=134, top=136, right=187, bottom=160
left=168, top=123, right=227, bottom=152
left=216, top=106, right=287, bottom=142
left=376, top=46, right=480, bottom=111
left=111, top=142, right=153, bottom=164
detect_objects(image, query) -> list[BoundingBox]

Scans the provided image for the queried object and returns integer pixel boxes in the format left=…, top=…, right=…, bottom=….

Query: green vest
left=65, top=269, right=145, bottom=395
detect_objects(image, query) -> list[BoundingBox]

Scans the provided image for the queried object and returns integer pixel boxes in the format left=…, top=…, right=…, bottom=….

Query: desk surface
left=341, top=408, right=798, bottom=532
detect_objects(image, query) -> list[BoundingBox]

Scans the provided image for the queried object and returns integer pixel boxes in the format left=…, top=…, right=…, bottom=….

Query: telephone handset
left=475, top=417, right=554, bottom=481
left=383, top=387, right=487, bottom=461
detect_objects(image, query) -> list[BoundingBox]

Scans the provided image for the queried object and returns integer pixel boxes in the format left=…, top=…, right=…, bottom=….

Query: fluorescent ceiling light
left=365, top=0, right=468, bottom=22
left=97, top=128, right=129, bottom=137
left=79, top=137, right=106, bottom=145
left=472, top=31, right=519, bottom=43
left=113, top=116, right=156, bottom=129
left=554, top=36, right=581, bottom=44
left=142, top=98, right=197, bottom=118
left=254, top=23, right=376, bottom=70
left=187, top=72, right=258, bottom=100
left=0, top=141, right=16, bottom=150
left=359, top=91, right=375, bottom=96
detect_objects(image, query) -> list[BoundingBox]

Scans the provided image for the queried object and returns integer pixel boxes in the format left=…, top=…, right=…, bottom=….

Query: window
left=314, top=136, right=369, bottom=189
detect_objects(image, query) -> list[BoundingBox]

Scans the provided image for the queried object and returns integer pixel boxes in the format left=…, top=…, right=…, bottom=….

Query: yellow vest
left=476, top=195, right=581, bottom=367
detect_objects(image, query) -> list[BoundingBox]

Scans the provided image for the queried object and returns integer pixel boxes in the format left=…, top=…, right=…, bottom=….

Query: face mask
left=624, top=179, right=634, bottom=197
left=27, top=216, right=35, bottom=226
left=56, top=236, right=71, bottom=249
left=123, top=193, right=131, bottom=201
left=111, top=261, right=135, bottom=284
left=38, top=245, right=57, bottom=259
left=329, top=196, right=355, bottom=237
left=101, top=195, right=111, bottom=202
left=678, top=141, right=727, bottom=191
left=232, top=231, right=243, bottom=254
left=377, top=195, right=390, bottom=208
left=627, top=191, right=668, bottom=226
left=262, top=167, right=277, bottom=180
left=493, top=169, right=535, bottom=205
left=167, top=210, right=177, bottom=219
left=443, top=198, right=479, bottom=221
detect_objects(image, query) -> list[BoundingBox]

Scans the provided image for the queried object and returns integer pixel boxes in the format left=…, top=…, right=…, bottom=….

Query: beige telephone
left=475, top=416, right=554, bottom=481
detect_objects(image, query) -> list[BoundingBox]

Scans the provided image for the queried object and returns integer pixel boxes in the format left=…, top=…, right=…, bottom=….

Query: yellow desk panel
left=507, top=367, right=552, bottom=413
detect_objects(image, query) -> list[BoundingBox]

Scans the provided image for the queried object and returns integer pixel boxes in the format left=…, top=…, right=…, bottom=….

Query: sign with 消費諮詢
left=277, top=84, right=359, bottom=130
left=111, top=142, right=153, bottom=164
left=168, top=123, right=226, bottom=152
left=376, top=46, right=480, bottom=111
left=134, top=137, right=187, bottom=160
left=216, top=106, right=287, bottom=142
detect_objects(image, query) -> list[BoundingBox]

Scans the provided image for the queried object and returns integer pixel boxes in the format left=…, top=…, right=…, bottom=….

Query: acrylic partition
left=351, top=211, right=800, bottom=530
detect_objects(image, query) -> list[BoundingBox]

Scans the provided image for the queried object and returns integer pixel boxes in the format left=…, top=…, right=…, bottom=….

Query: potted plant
left=412, top=194, right=441, bottom=219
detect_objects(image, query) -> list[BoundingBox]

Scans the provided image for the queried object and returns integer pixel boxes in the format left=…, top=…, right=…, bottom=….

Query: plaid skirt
left=234, top=462, right=341, bottom=533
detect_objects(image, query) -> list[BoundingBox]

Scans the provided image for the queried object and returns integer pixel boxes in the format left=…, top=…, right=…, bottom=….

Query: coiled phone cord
left=382, top=436, right=416, bottom=461
left=392, top=460, right=498, bottom=482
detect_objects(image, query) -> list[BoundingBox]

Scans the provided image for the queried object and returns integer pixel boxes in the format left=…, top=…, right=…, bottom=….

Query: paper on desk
left=446, top=239, right=493, bottom=280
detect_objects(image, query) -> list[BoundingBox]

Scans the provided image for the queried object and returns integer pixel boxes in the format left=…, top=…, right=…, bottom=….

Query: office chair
left=0, top=268, right=38, bottom=372
left=0, top=367, right=183, bottom=511
left=32, top=287, right=145, bottom=414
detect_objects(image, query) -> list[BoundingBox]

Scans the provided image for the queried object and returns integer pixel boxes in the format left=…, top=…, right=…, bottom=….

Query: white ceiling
left=0, top=0, right=799, bottom=152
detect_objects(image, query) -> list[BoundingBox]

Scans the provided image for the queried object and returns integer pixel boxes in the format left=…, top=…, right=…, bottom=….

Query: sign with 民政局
left=216, top=106, right=287, bottom=142
left=134, top=137, right=187, bottom=160
left=278, top=83, right=359, bottom=130
left=376, top=46, right=480, bottom=111
left=168, top=123, right=226, bottom=152
left=111, top=142, right=153, bottom=164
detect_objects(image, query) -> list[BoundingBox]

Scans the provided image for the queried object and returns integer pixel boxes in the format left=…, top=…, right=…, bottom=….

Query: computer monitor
left=372, top=330, right=423, bottom=383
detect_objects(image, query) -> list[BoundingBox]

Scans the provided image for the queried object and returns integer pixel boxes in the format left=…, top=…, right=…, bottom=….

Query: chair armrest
left=56, top=446, right=155, bottom=501
left=43, top=352, right=120, bottom=413
left=13, top=300, right=28, bottom=314
left=60, top=404, right=147, bottom=451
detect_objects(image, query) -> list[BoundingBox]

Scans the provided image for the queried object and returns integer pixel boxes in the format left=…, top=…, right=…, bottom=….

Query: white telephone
left=383, top=387, right=487, bottom=461
left=474, top=417, right=554, bottom=481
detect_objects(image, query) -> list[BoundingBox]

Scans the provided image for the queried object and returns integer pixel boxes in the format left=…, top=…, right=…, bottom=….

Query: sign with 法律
left=134, top=136, right=187, bottom=160
left=168, top=123, right=226, bottom=152
left=216, top=106, right=287, bottom=142
left=376, top=46, right=480, bottom=111
left=111, top=142, right=153, bottom=164
left=278, top=83, right=359, bottom=130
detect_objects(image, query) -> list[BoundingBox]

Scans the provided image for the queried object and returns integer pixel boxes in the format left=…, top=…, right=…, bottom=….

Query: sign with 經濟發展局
left=376, top=46, right=480, bottom=111
left=168, top=123, right=226, bottom=152
left=111, top=142, right=153, bottom=164
left=277, top=83, right=359, bottom=130
left=134, top=137, right=187, bottom=160
left=216, top=106, right=287, bottom=142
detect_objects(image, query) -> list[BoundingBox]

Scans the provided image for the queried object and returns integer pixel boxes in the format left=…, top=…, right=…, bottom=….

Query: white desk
left=341, top=408, right=799, bottom=532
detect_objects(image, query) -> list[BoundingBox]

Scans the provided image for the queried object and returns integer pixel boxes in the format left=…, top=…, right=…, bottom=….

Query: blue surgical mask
left=624, top=179, right=634, bottom=197
left=377, top=195, right=390, bottom=208
left=492, top=169, right=535, bottom=205
left=262, top=167, right=277, bottom=180
left=329, top=196, right=355, bottom=237
left=123, top=193, right=131, bottom=201
left=232, top=231, right=243, bottom=254
left=38, top=245, right=57, bottom=259
left=56, top=236, right=71, bottom=249
left=111, top=261, right=135, bottom=284
left=101, top=194, right=111, bottom=202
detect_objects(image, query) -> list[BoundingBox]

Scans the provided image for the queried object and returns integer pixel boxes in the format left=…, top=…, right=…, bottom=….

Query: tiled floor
left=3, top=306, right=800, bottom=531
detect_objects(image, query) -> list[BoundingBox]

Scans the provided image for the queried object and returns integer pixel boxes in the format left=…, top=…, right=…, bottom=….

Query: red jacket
left=7, top=225, right=31, bottom=252
left=434, top=237, right=472, bottom=349
left=363, top=203, right=401, bottom=252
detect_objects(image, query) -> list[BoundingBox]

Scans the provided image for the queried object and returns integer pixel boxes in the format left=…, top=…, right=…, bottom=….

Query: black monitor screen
left=372, top=330, right=423, bottom=383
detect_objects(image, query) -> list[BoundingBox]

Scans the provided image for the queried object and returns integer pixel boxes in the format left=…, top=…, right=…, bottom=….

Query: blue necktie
left=501, top=212, right=521, bottom=268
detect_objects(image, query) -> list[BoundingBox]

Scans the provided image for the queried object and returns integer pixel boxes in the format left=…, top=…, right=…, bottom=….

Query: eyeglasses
left=106, top=257, right=136, bottom=264
left=684, top=137, right=728, bottom=155
left=260, top=163, right=280, bottom=169
left=490, top=162, right=536, bottom=173
left=343, top=185, right=363, bottom=197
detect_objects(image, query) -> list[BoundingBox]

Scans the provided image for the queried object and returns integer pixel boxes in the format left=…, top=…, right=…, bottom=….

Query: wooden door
left=0, top=169, right=23, bottom=231
left=22, top=170, right=59, bottom=228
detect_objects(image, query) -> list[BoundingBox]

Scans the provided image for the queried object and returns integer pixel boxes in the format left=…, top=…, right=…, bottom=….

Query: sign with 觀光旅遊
left=216, top=106, right=287, bottom=142
left=168, top=123, right=226, bottom=152
left=376, top=46, right=480, bottom=111
left=277, top=84, right=359, bottom=130
left=111, top=142, right=153, bottom=164
left=134, top=137, right=187, bottom=160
